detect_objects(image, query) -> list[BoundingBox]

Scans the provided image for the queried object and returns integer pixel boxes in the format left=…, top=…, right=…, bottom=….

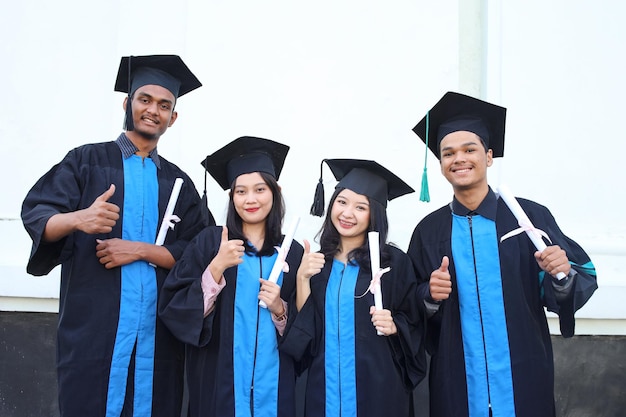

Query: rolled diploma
left=369, top=232, right=384, bottom=336
left=259, top=216, right=300, bottom=308
left=497, top=184, right=566, bottom=279
left=155, top=178, right=183, bottom=246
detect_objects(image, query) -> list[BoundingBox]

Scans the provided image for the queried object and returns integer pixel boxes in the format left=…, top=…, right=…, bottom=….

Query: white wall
left=1, top=0, right=623, bottom=334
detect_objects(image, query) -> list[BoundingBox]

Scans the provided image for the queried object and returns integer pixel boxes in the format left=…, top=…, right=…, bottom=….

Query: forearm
left=43, top=212, right=80, bottom=242
left=295, top=276, right=311, bottom=311
left=140, top=243, right=176, bottom=269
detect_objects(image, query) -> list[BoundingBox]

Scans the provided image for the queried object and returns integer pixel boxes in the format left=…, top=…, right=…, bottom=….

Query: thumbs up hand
left=209, top=226, right=245, bottom=277
left=77, top=184, right=120, bottom=234
left=430, top=256, right=452, bottom=301
left=296, top=239, right=325, bottom=281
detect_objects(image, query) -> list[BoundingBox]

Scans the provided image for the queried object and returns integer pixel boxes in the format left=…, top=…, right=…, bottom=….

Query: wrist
left=272, top=308, right=287, bottom=321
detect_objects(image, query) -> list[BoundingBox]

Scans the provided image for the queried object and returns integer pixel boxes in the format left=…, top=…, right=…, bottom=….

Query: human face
left=232, top=172, right=274, bottom=226
left=439, top=130, right=493, bottom=193
left=125, top=84, right=178, bottom=140
left=330, top=188, right=370, bottom=242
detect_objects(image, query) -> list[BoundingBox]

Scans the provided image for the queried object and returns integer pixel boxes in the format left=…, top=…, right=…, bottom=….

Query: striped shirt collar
left=115, top=133, right=161, bottom=169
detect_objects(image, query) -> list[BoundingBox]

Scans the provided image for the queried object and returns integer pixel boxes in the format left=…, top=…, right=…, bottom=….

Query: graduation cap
left=310, top=159, right=415, bottom=216
left=114, top=55, right=202, bottom=130
left=200, top=136, right=290, bottom=191
left=411, top=91, right=507, bottom=202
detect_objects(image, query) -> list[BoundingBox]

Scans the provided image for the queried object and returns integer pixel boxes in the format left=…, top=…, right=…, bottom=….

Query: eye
left=256, top=186, right=267, bottom=193
left=235, top=189, right=246, bottom=195
left=160, top=103, right=171, bottom=110
left=356, top=205, right=368, bottom=211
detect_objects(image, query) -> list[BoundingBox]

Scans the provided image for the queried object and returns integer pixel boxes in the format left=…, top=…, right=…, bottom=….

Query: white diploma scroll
left=368, top=231, right=384, bottom=335
left=259, top=216, right=301, bottom=308
left=497, top=184, right=566, bottom=280
left=155, top=178, right=183, bottom=246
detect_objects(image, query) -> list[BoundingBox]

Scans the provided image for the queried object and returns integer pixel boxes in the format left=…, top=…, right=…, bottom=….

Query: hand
left=259, top=279, right=284, bottom=315
left=77, top=185, right=120, bottom=234
left=535, top=245, right=571, bottom=277
left=96, top=238, right=141, bottom=268
left=370, top=306, right=397, bottom=336
left=430, top=256, right=452, bottom=301
left=296, top=240, right=325, bottom=281
left=209, top=226, right=245, bottom=277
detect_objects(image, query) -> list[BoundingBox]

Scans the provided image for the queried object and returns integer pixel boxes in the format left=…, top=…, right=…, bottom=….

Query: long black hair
left=226, top=172, right=285, bottom=257
left=317, top=187, right=390, bottom=270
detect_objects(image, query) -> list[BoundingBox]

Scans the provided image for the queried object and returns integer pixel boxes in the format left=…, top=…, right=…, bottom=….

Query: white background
left=1, top=0, right=624, bottom=334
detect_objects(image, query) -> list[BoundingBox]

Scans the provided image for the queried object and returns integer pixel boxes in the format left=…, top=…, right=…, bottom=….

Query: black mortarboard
left=200, top=136, right=290, bottom=190
left=411, top=91, right=507, bottom=202
left=310, top=159, right=414, bottom=216
left=413, top=91, right=507, bottom=159
left=114, top=55, right=202, bottom=130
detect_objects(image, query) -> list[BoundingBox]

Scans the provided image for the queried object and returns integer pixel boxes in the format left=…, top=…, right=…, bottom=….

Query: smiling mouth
left=142, top=116, right=159, bottom=125
left=338, top=219, right=354, bottom=228
left=245, top=208, right=260, bottom=213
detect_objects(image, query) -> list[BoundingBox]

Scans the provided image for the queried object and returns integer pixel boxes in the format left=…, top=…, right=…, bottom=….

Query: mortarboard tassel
left=310, top=160, right=326, bottom=216
left=419, top=110, right=431, bottom=202
left=124, top=56, right=135, bottom=131
left=200, top=159, right=216, bottom=226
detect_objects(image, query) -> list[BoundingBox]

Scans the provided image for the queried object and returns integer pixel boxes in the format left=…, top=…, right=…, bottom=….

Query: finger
left=303, top=239, right=311, bottom=254
left=221, top=226, right=229, bottom=243
left=96, top=184, right=116, bottom=202
left=439, top=256, right=449, bottom=273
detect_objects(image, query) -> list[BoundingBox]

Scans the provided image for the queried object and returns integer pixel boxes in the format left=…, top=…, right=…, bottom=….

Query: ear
left=486, top=149, right=494, bottom=167
left=168, top=111, right=178, bottom=127
left=123, top=97, right=128, bottom=111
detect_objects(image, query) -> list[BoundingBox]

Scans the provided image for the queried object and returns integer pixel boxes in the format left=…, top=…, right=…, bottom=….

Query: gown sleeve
left=158, top=226, right=222, bottom=347
left=383, top=247, right=427, bottom=390
left=21, top=148, right=85, bottom=276
left=525, top=200, right=598, bottom=337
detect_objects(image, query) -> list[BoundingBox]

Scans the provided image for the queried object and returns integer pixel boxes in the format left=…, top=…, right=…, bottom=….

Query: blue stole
left=233, top=251, right=282, bottom=417
left=106, top=155, right=158, bottom=417
left=325, top=259, right=359, bottom=417
left=451, top=213, right=515, bottom=417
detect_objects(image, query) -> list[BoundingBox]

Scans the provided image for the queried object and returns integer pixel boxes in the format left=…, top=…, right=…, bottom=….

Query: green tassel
left=419, top=110, right=431, bottom=202
left=419, top=167, right=430, bottom=202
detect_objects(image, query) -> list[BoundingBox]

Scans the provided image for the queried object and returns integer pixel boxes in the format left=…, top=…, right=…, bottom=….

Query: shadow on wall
left=0, top=312, right=625, bottom=417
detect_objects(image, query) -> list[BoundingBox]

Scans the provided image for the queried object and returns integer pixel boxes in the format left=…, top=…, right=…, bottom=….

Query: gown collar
left=116, top=133, right=161, bottom=169
left=450, top=187, right=498, bottom=221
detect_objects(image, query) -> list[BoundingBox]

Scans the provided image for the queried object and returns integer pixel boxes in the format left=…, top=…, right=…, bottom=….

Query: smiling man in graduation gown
left=21, top=55, right=212, bottom=417
left=407, top=92, right=597, bottom=417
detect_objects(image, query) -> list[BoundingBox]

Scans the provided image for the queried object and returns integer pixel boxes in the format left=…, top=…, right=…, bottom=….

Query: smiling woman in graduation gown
left=159, top=137, right=303, bottom=417
left=280, top=159, right=426, bottom=417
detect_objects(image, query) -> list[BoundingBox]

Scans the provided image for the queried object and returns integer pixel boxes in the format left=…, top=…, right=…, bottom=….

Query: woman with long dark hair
left=158, top=136, right=303, bottom=417
left=280, top=159, right=426, bottom=417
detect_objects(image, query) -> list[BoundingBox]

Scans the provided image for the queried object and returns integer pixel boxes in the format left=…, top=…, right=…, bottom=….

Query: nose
left=452, top=151, right=466, bottom=163
left=147, top=101, right=160, bottom=114
left=341, top=206, right=355, bottom=218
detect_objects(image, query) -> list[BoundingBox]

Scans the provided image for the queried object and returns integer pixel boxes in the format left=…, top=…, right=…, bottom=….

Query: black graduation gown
left=158, top=226, right=304, bottom=417
left=279, top=245, right=426, bottom=417
left=407, top=195, right=597, bottom=417
left=21, top=140, right=208, bottom=417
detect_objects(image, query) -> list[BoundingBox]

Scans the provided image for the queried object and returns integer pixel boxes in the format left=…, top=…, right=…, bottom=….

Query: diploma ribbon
left=500, top=218, right=552, bottom=245
left=164, top=214, right=181, bottom=230
left=355, top=267, right=391, bottom=299
left=274, top=245, right=290, bottom=274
